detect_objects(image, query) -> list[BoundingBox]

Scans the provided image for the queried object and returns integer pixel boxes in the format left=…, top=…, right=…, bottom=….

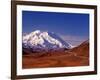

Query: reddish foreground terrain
left=22, top=41, right=89, bottom=69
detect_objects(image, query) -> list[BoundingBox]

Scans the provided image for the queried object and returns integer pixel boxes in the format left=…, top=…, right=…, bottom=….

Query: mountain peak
left=34, top=30, right=41, bottom=33
left=30, top=30, right=41, bottom=35
left=23, top=30, right=72, bottom=52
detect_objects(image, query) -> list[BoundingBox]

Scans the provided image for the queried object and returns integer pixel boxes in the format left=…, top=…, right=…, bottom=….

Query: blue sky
left=22, top=11, right=89, bottom=46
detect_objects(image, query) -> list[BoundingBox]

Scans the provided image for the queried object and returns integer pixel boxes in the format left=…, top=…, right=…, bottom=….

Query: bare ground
left=22, top=51, right=89, bottom=69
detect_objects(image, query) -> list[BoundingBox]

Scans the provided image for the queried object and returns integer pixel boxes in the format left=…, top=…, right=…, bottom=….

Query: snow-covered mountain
left=22, top=30, right=72, bottom=52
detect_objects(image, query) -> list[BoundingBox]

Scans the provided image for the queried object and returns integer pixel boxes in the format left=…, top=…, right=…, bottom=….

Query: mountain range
left=22, top=30, right=72, bottom=52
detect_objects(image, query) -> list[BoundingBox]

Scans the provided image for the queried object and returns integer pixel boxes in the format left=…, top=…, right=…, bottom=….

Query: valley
left=22, top=30, right=89, bottom=68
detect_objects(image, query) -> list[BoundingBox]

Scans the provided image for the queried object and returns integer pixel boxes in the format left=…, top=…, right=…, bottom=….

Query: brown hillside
left=70, top=41, right=89, bottom=57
